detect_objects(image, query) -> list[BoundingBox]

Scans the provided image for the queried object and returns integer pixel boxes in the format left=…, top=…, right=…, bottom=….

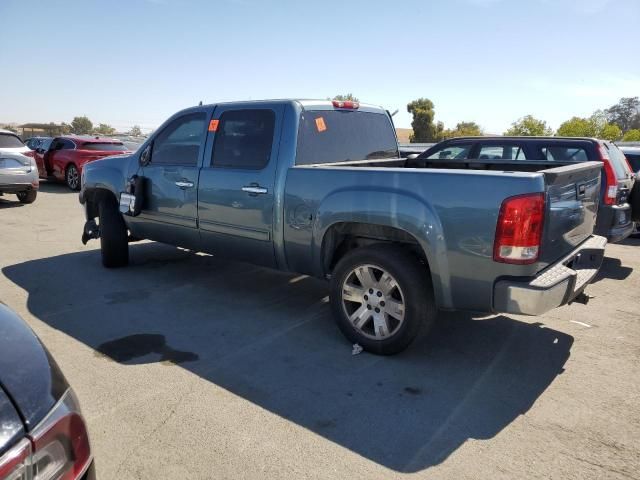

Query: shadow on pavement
left=2, top=243, right=573, bottom=473
left=0, top=197, right=24, bottom=208
left=38, top=182, right=75, bottom=194
left=593, top=256, right=633, bottom=283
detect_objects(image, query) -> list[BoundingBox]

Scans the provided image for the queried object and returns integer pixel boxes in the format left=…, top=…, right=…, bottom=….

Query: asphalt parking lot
left=1, top=183, right=639, bottom=479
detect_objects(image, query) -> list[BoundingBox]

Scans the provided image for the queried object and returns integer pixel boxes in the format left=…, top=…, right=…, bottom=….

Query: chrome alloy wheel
left=66, top=165, right=79, bottom=190
left=341, top=264, right=406, bottom=340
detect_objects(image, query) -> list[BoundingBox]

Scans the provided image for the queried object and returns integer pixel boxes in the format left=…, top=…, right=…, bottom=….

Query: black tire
left=65, top=164, right=80, bottom=191
left=16, top=190, right=37, bottom=204
left=330, top=244, right=436, bottom=355
left=98, top=199, right=129, bottom=268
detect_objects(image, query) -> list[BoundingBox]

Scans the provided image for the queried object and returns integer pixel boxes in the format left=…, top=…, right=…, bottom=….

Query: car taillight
left=597, top=143, right=618, bottom=205
left=332, top=100, right=359, bottom=109
left=0, top=439, right=31, bottom=480
left=0, top=389, right=91, bottom=480
left=494, top=193, right=545, bottom=264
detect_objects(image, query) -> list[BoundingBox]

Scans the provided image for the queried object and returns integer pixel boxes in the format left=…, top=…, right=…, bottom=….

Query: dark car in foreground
left=414, top=136, right=636, bottom=243
left=81, top=100, right=605, bottom=355
left=0, top=303, right=94, bottom=480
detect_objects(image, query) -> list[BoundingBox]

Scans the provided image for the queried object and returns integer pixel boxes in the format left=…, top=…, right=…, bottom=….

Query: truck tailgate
left=539, top=161, right=601, bottom=267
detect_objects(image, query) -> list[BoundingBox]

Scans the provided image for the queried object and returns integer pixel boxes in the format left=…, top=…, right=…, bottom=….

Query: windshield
left=296, top=110, right=398, bottom=165
left=0, top=133, right=25, bottom=148
left=79, top=142, right=128, bottom=151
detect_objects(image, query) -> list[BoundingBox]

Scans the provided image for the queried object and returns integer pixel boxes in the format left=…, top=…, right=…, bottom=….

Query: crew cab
left=35, top=136, right=131, bottom=190
left=414, top=137, right=636, bottom=243
left=80, top=100, right=606, bottom=354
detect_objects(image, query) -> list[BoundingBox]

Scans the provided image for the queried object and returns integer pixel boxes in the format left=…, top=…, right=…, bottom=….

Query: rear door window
left=541, top=146, right=589, bottom=162
left=424, top=143, right=472, bottom=160
left=211, top=109, right=276, bottom=170
left=296, top=110, right=398, bottom=165
left=0, top=133, right=25, bottom=148
left=477, top=144, right=526, bottom=160
left=80, top=142, right=128, bottom=151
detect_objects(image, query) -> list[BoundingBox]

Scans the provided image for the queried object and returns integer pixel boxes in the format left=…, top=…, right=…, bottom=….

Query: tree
left=60, top=122, right=72, bottom=134
left=332, top=93, right=359, bottom=102
left=622, top=129, right=640, bottom=141
left=504, top=115, right=553, bottom=136
left=130, top=125, right=142, bottom=136
left=556, top=113, right=622, bottom=141
left=70, top=116, right=93, bottom=135
left=1, top=124, right=18, bottom=133
left=605, top=97, right=640, bottom=132
left=441, top=121, right=483, bottom=139
left=93, top=123, right=116, bottom=135
left=407, top=98, right=437, bottom=142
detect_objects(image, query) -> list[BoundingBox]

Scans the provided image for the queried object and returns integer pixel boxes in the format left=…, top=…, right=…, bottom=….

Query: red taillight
left=494, top=193, right=545, bottom=264
left=0, top=389, right=91, bottom=480
left=597, top=143, right=618, bottom=205
left=0, top=439, right=31, bottom=480
left=332, top=100, right=359, bottom=109
left=22, top=150, right=35, bottom=158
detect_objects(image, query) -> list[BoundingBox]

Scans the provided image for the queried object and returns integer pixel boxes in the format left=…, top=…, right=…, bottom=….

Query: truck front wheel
left=98, top=199, right=129, bottom=268
left=330, top=245, right=436, bottom=355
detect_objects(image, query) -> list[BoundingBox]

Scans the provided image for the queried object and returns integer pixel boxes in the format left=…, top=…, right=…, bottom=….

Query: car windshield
left=79, top=142, right=128, bottom=151
left=0, top=133, right=25, bottom=148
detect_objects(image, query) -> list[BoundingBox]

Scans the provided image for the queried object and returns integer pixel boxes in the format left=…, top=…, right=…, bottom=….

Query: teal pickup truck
left=80, top=100, right=606, bottom=354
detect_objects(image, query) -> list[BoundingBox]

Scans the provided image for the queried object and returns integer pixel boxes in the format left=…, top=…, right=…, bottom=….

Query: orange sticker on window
left=315, top=117, right=327, bottom=132
left=208, top=119, right=219, bottom=132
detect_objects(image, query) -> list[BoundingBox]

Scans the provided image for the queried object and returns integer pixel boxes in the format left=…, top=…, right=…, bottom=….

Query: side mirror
left=406, top=153, right=419, bottom=160
left=139, top=144, right=151, bottom=166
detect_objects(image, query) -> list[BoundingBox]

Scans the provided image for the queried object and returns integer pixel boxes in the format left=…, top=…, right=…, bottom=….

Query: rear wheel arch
left=84, top=187, right=119, bottom=220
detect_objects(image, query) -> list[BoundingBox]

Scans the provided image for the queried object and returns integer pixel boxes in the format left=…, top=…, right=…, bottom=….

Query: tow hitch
left=82, top=219, right=100, bottom=245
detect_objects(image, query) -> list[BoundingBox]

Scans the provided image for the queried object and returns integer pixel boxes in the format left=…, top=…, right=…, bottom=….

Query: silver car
left=0, top=152, right=39, bottom=204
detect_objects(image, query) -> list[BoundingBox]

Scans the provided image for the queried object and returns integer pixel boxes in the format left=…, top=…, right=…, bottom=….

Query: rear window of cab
left=296, top=110, right=399, bottom=165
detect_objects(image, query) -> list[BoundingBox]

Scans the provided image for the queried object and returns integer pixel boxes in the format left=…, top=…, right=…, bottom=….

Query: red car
left=35, top=136, right=131, bottom=190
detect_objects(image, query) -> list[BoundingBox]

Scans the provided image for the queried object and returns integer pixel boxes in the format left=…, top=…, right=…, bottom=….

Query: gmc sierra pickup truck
left=80, top=99, right=606, bottom=354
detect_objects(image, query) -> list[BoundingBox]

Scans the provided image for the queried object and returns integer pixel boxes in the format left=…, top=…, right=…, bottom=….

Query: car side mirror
left=406, top=153, right=419, bottom=160
left=139, top=144, right=152, bottom=166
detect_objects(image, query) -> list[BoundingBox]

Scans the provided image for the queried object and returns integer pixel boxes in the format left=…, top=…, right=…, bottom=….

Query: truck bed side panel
left=283, top=167, right=546, bottom=311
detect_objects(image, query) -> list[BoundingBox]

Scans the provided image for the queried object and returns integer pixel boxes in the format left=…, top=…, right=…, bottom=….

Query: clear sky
left=1, top=0, right=639, bottom=133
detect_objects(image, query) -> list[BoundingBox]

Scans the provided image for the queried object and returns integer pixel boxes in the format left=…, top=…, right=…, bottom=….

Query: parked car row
left=412, top=136, right=638, bottom=243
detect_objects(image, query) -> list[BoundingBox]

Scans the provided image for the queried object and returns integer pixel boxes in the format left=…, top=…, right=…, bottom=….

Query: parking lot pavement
left=1, top=182, right=639, bottom=479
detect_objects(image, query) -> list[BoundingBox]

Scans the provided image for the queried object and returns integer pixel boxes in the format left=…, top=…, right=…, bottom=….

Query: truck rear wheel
left=330, top=244, right=436, bottom=355
left=99, top=199, right=129, bottom=268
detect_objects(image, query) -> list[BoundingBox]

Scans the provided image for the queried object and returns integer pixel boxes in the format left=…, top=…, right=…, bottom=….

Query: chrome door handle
left=175, top=180, right=194, bottom=189
left=242, top=185, right=268, bottom=195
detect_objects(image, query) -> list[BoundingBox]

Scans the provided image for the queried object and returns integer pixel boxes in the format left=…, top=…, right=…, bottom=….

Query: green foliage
left=441, top=121, right=483, bottom=139
left=129, top=125, right=142, bottom=136
left=556, top=112, right=622, bottom=141
left=93, top=123, right=116, bottom=135
left=605, top=97, right=640, bottom=132
left=70, top=116, right=93, bottom=135
left=1, top=124, right=18, bottom=133
left=60, top=123, right=72, bottom=134
left=504, top=115, right=553, bottom=136
left=407, top=98, right=437, bottom=142
left=622, top=129, right=640, bottom=141
left=332, top=93, right=359, bottom=102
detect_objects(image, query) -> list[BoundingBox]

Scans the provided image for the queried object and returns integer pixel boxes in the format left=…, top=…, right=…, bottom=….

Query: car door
left=197, top=104, right=284, bottom=268
left=136, top=110, right=208, bottom=250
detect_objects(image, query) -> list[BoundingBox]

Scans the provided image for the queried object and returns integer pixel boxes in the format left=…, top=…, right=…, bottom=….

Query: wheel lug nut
left=367, top=304, right=372, bottom=310
left=364, top=295, right=368, bottom=300
left=380, top=301, right=385, bottom=307
left=369, top=289, right=374, bottom=294
left=375, top=307, right=380, bottom=313
left=377, top=291, right=382, bottom=297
